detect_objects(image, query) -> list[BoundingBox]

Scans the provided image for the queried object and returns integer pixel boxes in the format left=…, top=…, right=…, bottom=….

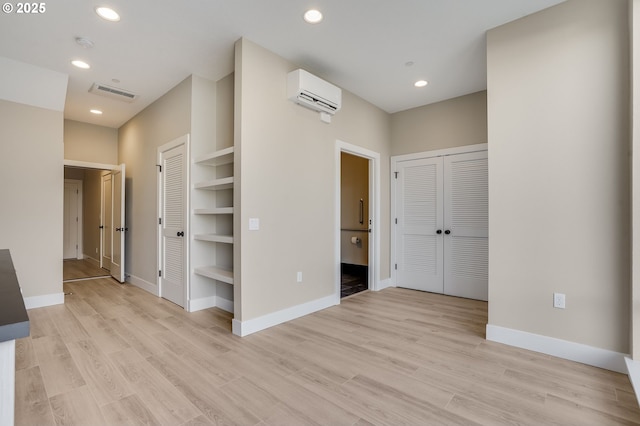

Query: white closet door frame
left=157, top=134, right=190, bottom=308
left=391, top=143, right=487, bottom=288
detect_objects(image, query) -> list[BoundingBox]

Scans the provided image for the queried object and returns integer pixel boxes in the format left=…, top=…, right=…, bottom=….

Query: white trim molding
left=215, top=297, right=234, bottom=314
left=126, top=273, right=159, bottom=296
left=232, top=294, right=337, bottom=337
left=487, top=324, right=628, bottom=374
left=625, top=358, right=640, bottom=406
left=24, top=292, right=64, bottom=310
left=188, top=296, right=216, bottom=312
left=376, top=278, right=394, bottom=291
left=63, top=159, right=119, bottom=170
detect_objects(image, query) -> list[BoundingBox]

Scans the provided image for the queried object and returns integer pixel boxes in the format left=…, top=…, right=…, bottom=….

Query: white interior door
left=158, top=141, right=187, bottom=307
left=396, top=157, right=444, bottom=293
left=443, top=151, right=488, bottom=301
left=63, top=181, right=80, bottom=259
left=101, top=173, right=112, bottom=270
left=111, top=164, right=126, bottom=282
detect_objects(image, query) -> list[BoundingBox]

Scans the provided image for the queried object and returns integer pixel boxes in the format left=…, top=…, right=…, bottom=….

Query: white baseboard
left=486, top=324, right=628, bottom=374
left=24, top=292, right=64, bottom=310
left=375, top=278, right=393, bottom=291
left=125, top=273, right=158, bottom=296
left=232, top=293, right=337, bottom=337
left=216, top=296, right=234, bottom=313
left=188, top=296, right=216, bottom=312
left=625, top=358, right=640, bottom=406
left=188, top=296, right=234, bottom=313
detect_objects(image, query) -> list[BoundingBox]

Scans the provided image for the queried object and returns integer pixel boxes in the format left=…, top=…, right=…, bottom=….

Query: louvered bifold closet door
left=396, top=157, right=444, bottom=293
left=160, top=143, right=187, bottom=307
left=443, top=151, right=488, bottom=301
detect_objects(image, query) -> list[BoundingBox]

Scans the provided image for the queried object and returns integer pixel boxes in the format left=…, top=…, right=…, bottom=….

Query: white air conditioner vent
left=89, top=83, right=138, bottom=103
left=287, top=69, right=341, bottom=115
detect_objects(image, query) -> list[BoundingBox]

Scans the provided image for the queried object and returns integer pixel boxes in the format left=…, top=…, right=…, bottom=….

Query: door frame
left=157, top=135, right=190, bottom=306
left=335, top=140, right=380, bottom=303
left=390, top=143, right=487, bottom=287
left=63, top=179, right=83, bottom=260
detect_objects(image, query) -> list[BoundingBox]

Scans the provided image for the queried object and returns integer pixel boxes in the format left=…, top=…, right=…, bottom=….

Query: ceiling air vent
left=89, top=83, right=138, bottom=103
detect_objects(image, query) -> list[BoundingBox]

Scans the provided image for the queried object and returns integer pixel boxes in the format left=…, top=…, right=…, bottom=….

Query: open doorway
left=336, top=140, right=380, bottom=300
left=62, top=161, right=126, bottom=283
left=340, top=152, right=369, bottom=297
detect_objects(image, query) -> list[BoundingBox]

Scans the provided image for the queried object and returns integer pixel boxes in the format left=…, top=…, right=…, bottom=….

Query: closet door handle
left=444, top=230, right=451, bottom=235
left=359, top=199, right=364, bottom=225
left=177, top=231, right=184, bottom=237
left=436, top=229, right=442, bottom=234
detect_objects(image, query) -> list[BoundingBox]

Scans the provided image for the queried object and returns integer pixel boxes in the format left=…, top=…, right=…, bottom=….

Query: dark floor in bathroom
left=341, top=263, right=368, bottom=298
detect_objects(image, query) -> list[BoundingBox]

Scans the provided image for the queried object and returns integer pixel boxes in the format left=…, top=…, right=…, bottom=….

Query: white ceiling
left=0, top=0, right=564, bottom=128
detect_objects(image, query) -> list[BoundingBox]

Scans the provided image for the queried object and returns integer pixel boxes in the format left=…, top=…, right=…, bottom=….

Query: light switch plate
left=249, top=218, right=259, bottom=231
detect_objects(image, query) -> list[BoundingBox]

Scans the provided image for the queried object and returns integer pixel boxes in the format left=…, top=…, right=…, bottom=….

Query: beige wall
left=234, top=38, right=391, bottom=321
left=390, top=91, right=487, bottom=156
left=64, top=119, right=118, bottom=164
left=118, top=76, right=192, bottom=285
left=487, top=0, right=630, bottom=352
left=0, top=99, right=63, bottom=298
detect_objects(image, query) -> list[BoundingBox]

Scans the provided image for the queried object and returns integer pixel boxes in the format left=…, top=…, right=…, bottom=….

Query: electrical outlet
left=553, top=293, right=566, bottom=309
left=297, top=272, right=302, bottom=283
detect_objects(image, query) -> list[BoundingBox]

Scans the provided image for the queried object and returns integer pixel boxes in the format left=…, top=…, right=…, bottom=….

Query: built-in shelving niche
left=191, top=146, right=234, bottom=312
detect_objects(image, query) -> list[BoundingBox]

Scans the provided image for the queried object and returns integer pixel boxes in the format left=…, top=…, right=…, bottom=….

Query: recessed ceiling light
left=90, top=109, right=103, bottom=115
left=414, top=80, right=428, bottom=88
left=304, top=9, right=323, bottom=24
left=71, top=60, right=90, bottom=69
left=95, top=6, right=120, bottom=22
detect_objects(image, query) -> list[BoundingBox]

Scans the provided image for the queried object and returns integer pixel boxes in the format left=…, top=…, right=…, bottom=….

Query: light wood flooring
left=63, top=259, right=110, bottom=282
left=15, top=278, right=640, bottom=425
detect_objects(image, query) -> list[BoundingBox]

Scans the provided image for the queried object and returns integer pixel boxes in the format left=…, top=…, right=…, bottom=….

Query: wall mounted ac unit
left=287, top=69, right=342, bottom=115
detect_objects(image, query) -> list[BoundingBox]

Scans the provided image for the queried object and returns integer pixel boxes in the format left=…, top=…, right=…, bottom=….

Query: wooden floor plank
left=49, top=385, right=106, bottom=425
left=31, top=335, right=86, bottom=397
left=14, top=366, right=56, bottom=426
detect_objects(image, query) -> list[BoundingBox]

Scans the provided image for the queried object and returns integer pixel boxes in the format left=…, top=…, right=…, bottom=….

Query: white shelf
left=194, top=266, right=234, bottom=285
left=194, top=177, right=234, bottom=191
left=194, top=233, right=233, bottom=244
left=193, top=146, right=234, bottom=166
left=193, top=207, right=234, bottom=215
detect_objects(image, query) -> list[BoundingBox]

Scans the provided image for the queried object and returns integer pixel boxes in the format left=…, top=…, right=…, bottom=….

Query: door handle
left=444, top=230, right=451, bottom=235
left=436, top=229, right=442, bottom=234
left=115, top=228, right=121, bottom=232
left=359, top=199, right=364, bottom=225
left=99, top=225, right=104, bottom=229
left=177, top=231, right=184, bottom=237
